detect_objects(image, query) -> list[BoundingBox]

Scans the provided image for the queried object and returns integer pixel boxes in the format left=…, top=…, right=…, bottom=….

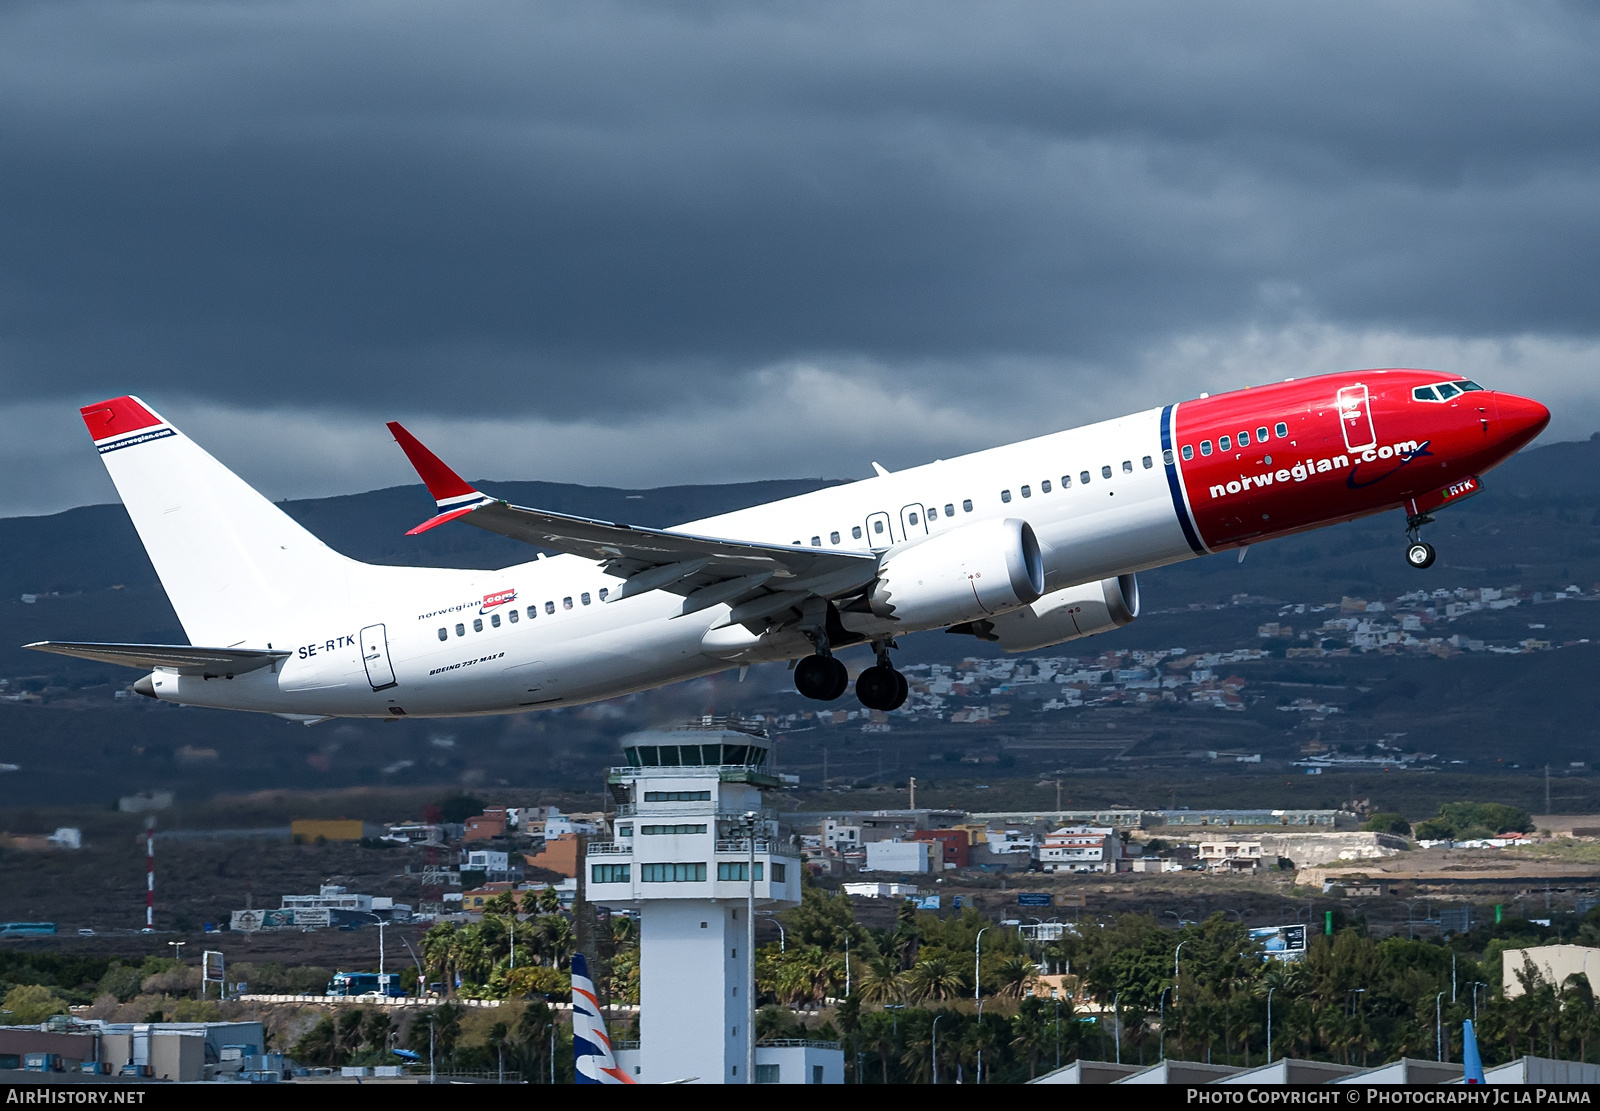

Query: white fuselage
left=151, top=406, right=1190, bottom=717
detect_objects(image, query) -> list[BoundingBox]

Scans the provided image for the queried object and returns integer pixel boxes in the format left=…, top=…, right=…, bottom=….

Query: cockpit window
left=1412, top=386, right=1440, bottom=402
left=1456, top=380, right=1484, bottom=391
left=1436, top=382, right=1462, bottom=400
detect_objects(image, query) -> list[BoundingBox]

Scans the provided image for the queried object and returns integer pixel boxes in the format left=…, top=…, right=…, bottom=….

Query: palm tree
left=995, top=954, right=1039, bottom=1000
left=858, top=955, right=904, bottom=1005
left=535, top=886, right=562, bottom=915
left=423, top=923, right=459, bottom=996
left=905, top=954, right=966, bottom=1003
left=1010, top=997, right=1052, bottom=1079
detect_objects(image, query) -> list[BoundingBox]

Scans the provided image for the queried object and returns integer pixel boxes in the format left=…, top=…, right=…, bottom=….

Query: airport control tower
left=588, top=719, right=802, bottom=1084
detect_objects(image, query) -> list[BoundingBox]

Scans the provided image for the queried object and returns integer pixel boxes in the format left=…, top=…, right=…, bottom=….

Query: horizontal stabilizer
left=24, top=641, right=289, bottom=676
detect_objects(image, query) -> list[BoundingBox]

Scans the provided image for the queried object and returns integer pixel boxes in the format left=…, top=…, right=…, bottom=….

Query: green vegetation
left=754, top=879, right=1600, bottom=1082
left=1361, top=812, right=1412, bottom=836
left=1414, top=802, right=1534, bottom=842
left=415, top=888, right=639, bottom=1004
left=1, top=984, right=70, bottom=1023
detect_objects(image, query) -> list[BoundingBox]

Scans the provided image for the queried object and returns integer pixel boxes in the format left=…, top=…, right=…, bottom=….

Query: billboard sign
left=1016, top=893, right=1052, bottom=907
left=202, top=950, right=225, bottom=983
left=1249, top=924, right=1307, bottom=959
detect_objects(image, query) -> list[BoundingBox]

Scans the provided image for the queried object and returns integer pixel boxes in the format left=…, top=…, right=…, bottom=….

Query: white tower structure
left=588, top=720, right=802, bottom=1084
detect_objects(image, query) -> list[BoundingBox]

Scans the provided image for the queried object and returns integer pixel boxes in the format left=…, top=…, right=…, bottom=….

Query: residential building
left=1039, top=826, right=1120, bottom=873
left=912, top=829, right=971, bottom=869
left=822, top=819, right=861, bottom=851
left=1198, top=840, right=1264, bottom=872
left=863, top=840, right=931, bottom=874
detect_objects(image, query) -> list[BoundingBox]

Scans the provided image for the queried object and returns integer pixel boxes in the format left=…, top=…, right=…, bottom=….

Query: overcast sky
left=4, top=1, right=1599, bottom=517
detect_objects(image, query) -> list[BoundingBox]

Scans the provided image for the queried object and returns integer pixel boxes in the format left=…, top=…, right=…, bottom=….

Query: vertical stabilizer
left=80, top=396, right=354, bottom=646
left=571, top=953, right=634, bottom=1083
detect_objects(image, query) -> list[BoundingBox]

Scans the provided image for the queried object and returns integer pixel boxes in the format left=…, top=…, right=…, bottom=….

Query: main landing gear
left=792, top=641, right=908, bottom=711
left=1405, top=513, right=1437, bottom=570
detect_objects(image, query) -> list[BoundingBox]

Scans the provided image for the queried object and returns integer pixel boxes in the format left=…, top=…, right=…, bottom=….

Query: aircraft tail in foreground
left=572, top=953, right=634, bottom=1084
left=1463, top=1019, right=1485, bottom=1083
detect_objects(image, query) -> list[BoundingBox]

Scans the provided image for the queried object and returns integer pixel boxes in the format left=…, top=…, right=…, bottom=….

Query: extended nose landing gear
left=855, top=642, right=908, bottom=712
left=1405, top=513, right=1437, bottom=570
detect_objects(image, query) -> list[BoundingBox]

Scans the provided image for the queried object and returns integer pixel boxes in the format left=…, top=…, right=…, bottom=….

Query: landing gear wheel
left=888, top=669, right=909, bottom=711
left=1406, top=541, right=1436, bottom=569
left=795, top=654, right=849, bottom=701
left=856, top=665, right=901, bottom=711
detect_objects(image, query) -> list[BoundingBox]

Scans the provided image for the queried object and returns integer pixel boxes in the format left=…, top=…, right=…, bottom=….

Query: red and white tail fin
left=81, top=396, right=354, bottom=646
left=385, top=421, right=495, bottom=534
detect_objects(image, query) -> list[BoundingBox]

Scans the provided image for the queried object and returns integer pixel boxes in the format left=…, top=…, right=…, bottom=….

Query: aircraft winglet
left=386, top=421, right=495, bottom=534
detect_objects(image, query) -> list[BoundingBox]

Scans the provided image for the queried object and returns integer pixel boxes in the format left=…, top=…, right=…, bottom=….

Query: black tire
left=888, top=669, right=909, bottom=711
left=856, top=665, right=898, bottom=710
left=1406, top=542, right=1436, bottom=569
left=794, top=655, right=836, bottom=700
left=824, top=656, right=850, bottom=701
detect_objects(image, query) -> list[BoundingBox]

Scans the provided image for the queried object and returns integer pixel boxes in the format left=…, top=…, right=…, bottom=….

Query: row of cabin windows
left=1179, top=422, right=1290, bottom=462
left=797, top=499, right=978, bottom=547
left=999, top=456, right=1153, bottom=504
left=436, top=588, right=611, bottom=640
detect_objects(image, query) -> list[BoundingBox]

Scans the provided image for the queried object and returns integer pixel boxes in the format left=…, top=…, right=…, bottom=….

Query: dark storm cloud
left=2, top=1, right=1600, bottom=513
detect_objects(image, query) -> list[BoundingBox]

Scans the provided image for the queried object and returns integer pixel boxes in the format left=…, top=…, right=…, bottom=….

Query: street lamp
left=1436, top=991, right=1446, bottom=1061
left=1470, top=981, right=1486, bottom=1026
left=974, top=926, right=990, bottom=1005
left=398, top=934, right=426, bottom=996
left=1113, top=991, right=1122, bottom=1065
left=1174, top=940, right=1188, bottom=1004
left=363, top=912, right=388, bottom=978
left=1266, top=986, right=1275, bottom=1063
left=931, top=1013, right=943, bottom=1085
left=167, top=940, right=185, bottom=964
left=1158, top=987, right=1170, bottom=1061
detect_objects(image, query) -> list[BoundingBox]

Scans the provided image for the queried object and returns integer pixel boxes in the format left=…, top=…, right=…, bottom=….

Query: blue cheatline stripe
left=1161, top=405, right=1207, bottom=555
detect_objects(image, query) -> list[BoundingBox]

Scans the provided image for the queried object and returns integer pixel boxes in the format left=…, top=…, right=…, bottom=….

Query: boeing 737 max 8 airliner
left=27, top=370, right=1549, bottom=722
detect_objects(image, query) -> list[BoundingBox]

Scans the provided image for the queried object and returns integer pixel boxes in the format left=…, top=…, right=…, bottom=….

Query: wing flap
left=24, top=641, right=289, bottom=675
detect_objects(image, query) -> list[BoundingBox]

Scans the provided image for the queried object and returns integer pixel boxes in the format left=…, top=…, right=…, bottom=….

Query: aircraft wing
left=24, top=641, right=289, bottom=675
left=387, top=422, right=878, bottom=616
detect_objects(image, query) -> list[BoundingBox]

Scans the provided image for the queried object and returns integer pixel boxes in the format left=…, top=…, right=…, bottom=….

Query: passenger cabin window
left=810, top=536, right=821, bottom=546
left=1162, top=449, right=1174, bottom=466
left=1219, top=435, right=1231, bottom=451
left=1200, top=441, right=1213, bottom=456
left=509, top=609, right=519, bottom=622
left=1238, top=430, right=1250, bottom=446
left=581, top=592, right=592, bottom=605
left=598, top=588, right=608, bottom=601
left=852, top=526, right=863, bottom=539
left=1041, top=479, right=1052, bottom=493
left=1256, top=426, right=1268, bottom=442
left=527, top=606, right=538, bottom=620
left=830, top=531, right=840, bottom=544
left=491, top=613, right=501, bottom=627
left=1121, top=460, right=1133, bottom=473
left=473, top=618, right=483, bottom=632
left=545, top=601, right=555, bottom=614
left=1061, top=475, right=1072, bottom=488
left=1019, top=485, right=1031, bottom=499
left=1080, top=470, right=1091, bottom=484
left=563, top=597, right=573, bottom=610
left=873, top=519, right=885, bottom=535
left=1181, top=445, right=1193, bottom=461
left=1000, top=489, right=1012, bottom=503
left=1274, top=422, right=1288, bottom=437
left=1142, top=456, right=1152, bottom=469
left=927, top=507, right=937, bottom=519
left=907, top=512, right=919, bottom=524
left=962, top=499, right=973, bottom=512
left=1100, top=465, right=1112, bottom=479
left=456, top=623, right=466, bottom=637
left=944, top=503, right=955, bottom=516
left=438, top=628, right=448, bottom=641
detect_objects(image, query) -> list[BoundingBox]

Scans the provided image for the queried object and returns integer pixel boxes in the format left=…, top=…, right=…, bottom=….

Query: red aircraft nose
left=1494, top=392, right=1551, bottom=452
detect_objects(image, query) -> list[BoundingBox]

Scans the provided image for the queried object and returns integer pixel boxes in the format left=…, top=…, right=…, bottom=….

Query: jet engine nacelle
left=974, top=573, right=1139, bottom=653
left=868, top=518, right=1044, bottom=628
